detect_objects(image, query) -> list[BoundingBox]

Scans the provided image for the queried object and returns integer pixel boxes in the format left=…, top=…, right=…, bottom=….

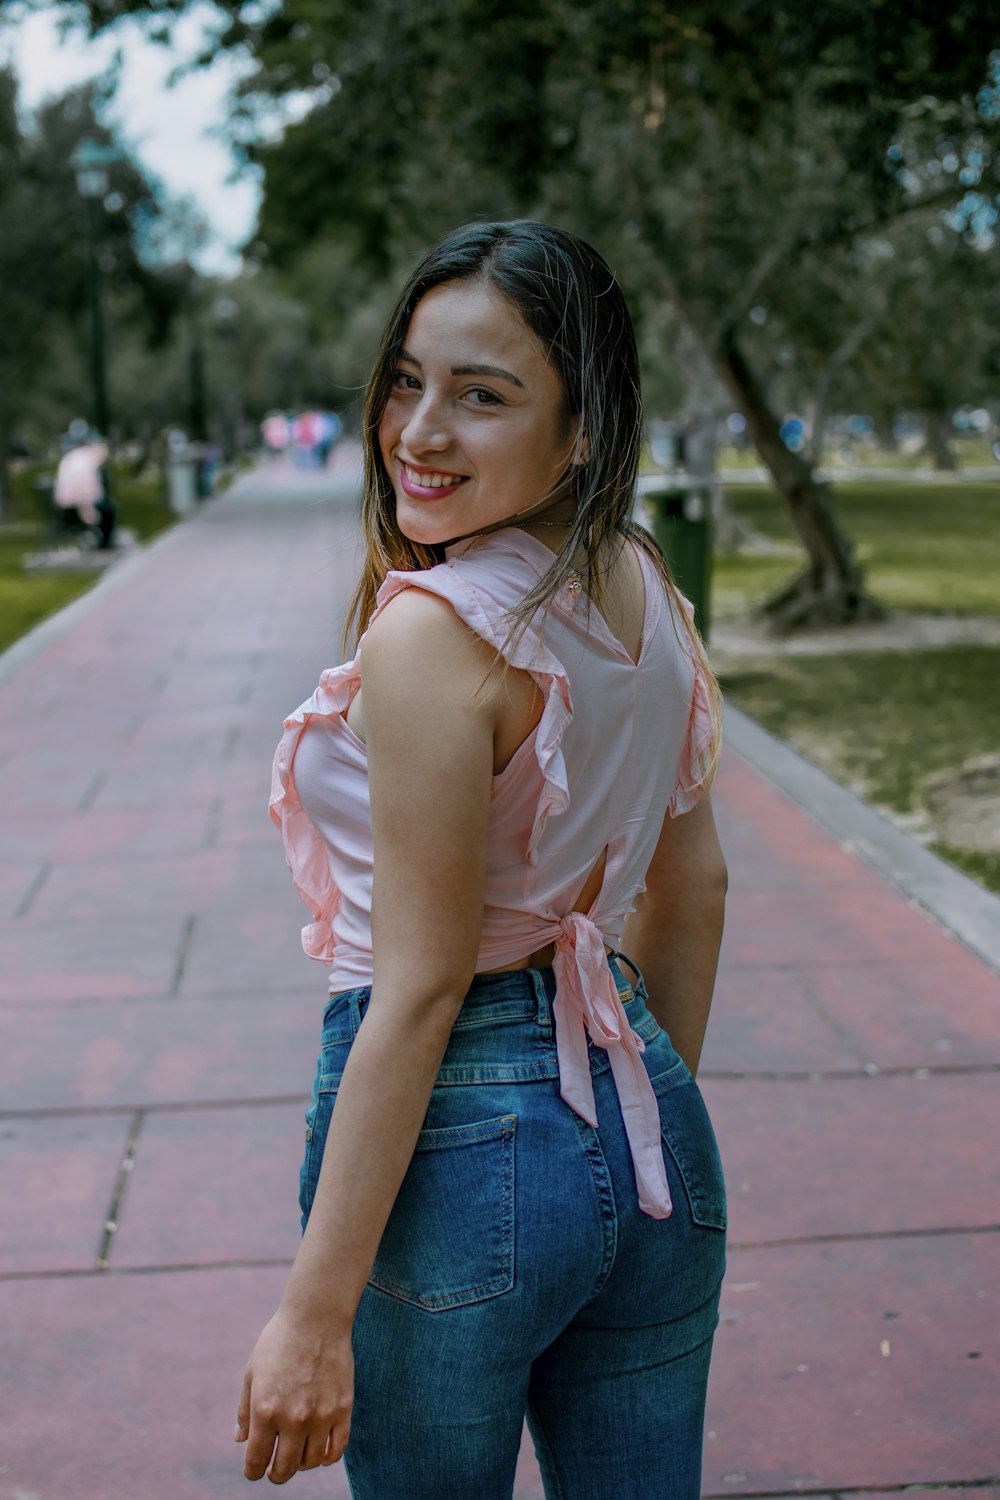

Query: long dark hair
left=344, top=219, right=721, bottom=786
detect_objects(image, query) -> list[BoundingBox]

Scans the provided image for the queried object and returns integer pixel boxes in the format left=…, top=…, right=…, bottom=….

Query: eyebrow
left=399, top=348, right=525, bottom=389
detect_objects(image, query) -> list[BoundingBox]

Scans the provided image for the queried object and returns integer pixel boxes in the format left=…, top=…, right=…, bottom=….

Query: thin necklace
left=459, top=517, right=584, bottom=592
left=520, top=521, right=584, bottom=592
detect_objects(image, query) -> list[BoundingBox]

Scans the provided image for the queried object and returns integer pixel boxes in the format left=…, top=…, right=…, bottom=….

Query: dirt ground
left=710, top=610, right=1000, bottom=660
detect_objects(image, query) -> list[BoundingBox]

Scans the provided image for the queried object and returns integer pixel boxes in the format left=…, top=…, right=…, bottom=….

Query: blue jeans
left=299, top=954, right=727, bottom=1499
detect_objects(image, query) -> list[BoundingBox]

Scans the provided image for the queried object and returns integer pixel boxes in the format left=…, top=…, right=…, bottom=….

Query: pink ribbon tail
left=551, top=914, right=673, bottom=1220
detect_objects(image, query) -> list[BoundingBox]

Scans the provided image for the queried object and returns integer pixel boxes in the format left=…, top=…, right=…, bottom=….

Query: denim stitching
left=367, top=1115, right=517, bottom=1310
left=569, top=1112, right=618, bottom=1305
left=657, top=1086, right=728, bottom=1231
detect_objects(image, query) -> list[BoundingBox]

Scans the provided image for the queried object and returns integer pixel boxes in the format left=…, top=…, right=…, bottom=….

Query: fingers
left=322, top=1421, right=350, bottom=1465
left=234, top=1368, right=252, bottom=1445
left=242, top=1415, right=279, bottom=1482
left=298, top=1430, right=332, bottom=1471
left=242, top=1415, right=349, bottom=1481
left=265, top=1431, right=308, bottom=1485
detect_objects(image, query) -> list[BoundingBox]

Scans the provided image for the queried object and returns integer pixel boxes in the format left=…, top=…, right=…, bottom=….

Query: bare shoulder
left=361, top=582, right=496, bottom=708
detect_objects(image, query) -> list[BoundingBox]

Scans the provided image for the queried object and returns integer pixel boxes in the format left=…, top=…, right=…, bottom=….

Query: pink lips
left=398, top=464, right=468, bottom=501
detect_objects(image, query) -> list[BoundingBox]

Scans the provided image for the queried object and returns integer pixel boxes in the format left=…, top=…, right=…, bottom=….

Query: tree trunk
left=806, top=317, right=874, bottom=467
left=924, top=410, right=957, bottom=471
left=872, top=409, right=899, bottom=453
left=711, top=331, right=885, bottom=631
left=0, top=394, right=11, bottom=525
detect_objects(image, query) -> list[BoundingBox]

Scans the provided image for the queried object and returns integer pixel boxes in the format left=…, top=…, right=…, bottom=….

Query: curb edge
left=724, top=703, right=1000, bottom=976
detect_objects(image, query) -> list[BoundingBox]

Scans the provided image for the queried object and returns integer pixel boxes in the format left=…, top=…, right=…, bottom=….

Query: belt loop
left=529, top=966, right=555, bottom=1033
left=348, top=989, right=366, bottom=1038
left=608, top=948, right=646, bottom=997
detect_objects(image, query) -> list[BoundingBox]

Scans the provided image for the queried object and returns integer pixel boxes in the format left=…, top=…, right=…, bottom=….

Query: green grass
left=931, top=843, right=1000, bottom=896
left=721, top=647, right=1000, bottom=896
left=715, top=481, right=1000, bottom=618
left=715, top=433, right=996, bottom=471
left=0, top=461, right=176, bottom=655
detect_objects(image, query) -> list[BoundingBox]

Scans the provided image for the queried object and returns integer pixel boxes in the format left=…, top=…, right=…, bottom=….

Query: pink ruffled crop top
left=271, top=526, right=715, bottom=1219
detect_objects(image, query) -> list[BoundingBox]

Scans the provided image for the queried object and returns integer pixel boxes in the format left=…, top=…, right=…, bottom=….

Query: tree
left=48, top=1, right=1000, bottom=627
left=0, top=71, right=178, bottom=510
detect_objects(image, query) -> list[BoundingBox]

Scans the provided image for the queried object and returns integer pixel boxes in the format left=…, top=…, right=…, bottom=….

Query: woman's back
left=274, top=525, right=712, bottom=992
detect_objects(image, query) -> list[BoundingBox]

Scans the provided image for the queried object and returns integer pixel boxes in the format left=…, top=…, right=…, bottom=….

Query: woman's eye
left=392, top=370, right=421, bottom=390
left=466, top=386, right=503, bottom=407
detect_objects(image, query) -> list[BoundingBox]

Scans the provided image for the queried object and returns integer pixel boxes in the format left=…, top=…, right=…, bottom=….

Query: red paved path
left=2, top=456, right=998, bottom=1498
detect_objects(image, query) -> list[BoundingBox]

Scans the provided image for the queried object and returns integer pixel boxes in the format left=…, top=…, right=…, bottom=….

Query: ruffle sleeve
left=269, top=659, right=360, bottom=961
left=668, top=595, right=719, bottom=817
left=370, top=564, right=574, bottom=864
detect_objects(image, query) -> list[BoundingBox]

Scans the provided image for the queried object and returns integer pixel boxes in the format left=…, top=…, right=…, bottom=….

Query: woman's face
left=378, top=279, right=578, bottom=547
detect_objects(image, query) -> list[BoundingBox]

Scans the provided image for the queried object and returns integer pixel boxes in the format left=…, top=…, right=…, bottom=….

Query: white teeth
left=404, top=465, right=463, bottom=488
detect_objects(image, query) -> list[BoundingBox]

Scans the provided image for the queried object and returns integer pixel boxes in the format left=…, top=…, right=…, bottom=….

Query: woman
left=236, top=220, right=728, bottom=1498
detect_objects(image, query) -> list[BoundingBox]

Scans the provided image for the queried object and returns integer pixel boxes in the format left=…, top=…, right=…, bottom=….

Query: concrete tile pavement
left=1, top=452, right=998, bottom=1497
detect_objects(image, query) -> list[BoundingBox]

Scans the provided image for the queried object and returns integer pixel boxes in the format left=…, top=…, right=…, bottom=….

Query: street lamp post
left=70, top=135, right=117, bottom=439
left=212, top=295, right=240, bottom=462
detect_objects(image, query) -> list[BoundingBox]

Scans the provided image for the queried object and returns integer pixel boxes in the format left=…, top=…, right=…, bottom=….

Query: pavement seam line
left=3, top=1062, right=999, bottom=1123
left=96, top=1110, right=144, bottom=1271
left=795, top=970, right=873, bottom=1069
left=3, top=1227, right=997, bottom=1286
left=727, top=1222, right=1000, bottom=1251
left=0, top=981, right=320, bottom=1011
left=77, top=770, right=106, bottom=813
left=3, top=1065, right=999, bottom=1121
left=717, top=954, right=982, bottom=972
left=703, top=1479, right=1000, bottom=1499
left=169, top=914, right=198, bottom=996
left=204, top=793, right=224, bottom=847
left=0, top=1256, right=297, bottom=1283
left=0, top=1094, right=312, bottom=1121
left=13, top=861, right=52, bottom=919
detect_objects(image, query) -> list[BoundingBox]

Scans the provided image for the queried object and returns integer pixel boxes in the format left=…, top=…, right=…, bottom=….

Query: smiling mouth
left=399, top=463, right=469, bottom=498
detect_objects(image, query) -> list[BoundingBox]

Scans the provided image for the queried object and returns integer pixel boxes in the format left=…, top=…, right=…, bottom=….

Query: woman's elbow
left=640, top=854, right=727, bottom=917
left=713, top=854, right=729, bottom=898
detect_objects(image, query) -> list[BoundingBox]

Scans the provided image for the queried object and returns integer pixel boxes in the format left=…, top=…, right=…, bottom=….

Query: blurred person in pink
left=53, top=423, right=115, bottom=548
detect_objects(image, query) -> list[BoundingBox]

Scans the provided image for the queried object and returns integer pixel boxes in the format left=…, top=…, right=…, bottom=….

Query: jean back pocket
left=370, top=1114, right=517, bottom=1312
left=657, top=1077, right=728, bottom=1232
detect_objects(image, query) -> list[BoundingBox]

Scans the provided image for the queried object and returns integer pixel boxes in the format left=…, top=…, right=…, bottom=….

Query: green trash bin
left=643, top=481, right=713, bottom=642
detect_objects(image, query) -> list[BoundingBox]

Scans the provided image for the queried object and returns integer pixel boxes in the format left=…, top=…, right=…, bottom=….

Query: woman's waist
left=319, top=954, right=656, bottom=1086
left=327, top=911, right=628, bottom=996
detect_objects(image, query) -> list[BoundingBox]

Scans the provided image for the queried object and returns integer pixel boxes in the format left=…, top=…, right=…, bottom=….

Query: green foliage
left=721, top=646, right=1000, bottom=894
left=0, top=69, right=186, bottom=482
left=716, top=481, right=1000, bottom=617
left=931, top=842, right=1000, bottom=894
left=29, top=3, right=1000, bottom=525
left=0, top=527, right=97, bottom=654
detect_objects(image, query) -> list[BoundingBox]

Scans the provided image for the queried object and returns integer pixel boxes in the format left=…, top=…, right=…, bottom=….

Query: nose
left=399, top=390, right=452, bottom=455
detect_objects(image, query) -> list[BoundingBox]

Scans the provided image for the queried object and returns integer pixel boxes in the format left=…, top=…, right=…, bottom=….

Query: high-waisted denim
left=299, top=954, right=727, bottom=1500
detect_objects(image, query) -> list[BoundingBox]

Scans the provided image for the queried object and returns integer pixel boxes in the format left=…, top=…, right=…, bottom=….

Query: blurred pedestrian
left=238, top=221, right=728, bottom=1497
left=314, top=410, right=342, bottom=467
left=261, top=411, right=290, bottom=454
left=53, top=423, right=116, bottom=549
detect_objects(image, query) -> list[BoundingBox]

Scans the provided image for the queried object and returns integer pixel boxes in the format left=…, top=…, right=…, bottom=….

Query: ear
left=571, top=419, right=590, bottom=466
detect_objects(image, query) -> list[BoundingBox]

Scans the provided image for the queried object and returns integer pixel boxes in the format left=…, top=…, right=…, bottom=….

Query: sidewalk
left=1, top=455, right=997, bottom=1499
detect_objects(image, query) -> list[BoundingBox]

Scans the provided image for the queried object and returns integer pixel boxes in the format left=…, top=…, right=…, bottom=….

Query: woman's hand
left=235, top=1308, right=353, bottom=1483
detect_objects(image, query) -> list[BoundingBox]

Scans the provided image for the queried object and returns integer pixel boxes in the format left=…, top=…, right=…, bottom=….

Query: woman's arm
left=236, top=588, right=498, bottom=1484
left=620, top=794, right=727, bottom=1077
